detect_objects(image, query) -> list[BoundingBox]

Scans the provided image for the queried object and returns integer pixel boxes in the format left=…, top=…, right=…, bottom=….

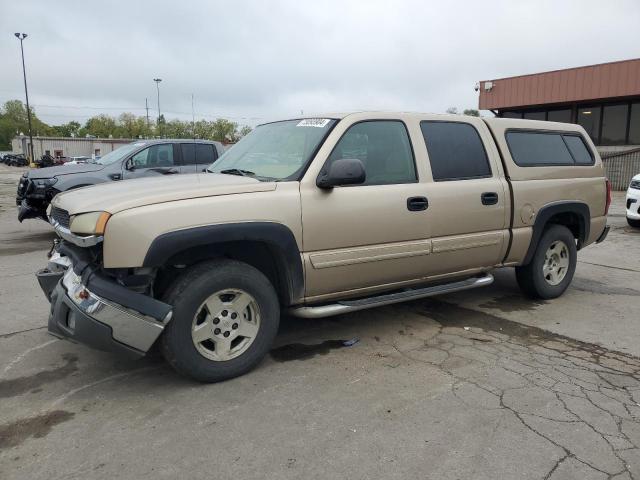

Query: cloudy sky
left=1, top=0, right=639, bottom=127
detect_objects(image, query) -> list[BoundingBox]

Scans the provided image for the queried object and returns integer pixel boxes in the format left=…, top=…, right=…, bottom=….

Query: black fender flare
left=522, top=201, right=590, bottom=265
left=143, top=222, right=304, bottom=304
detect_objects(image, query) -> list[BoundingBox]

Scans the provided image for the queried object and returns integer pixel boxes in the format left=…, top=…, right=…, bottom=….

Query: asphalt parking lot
left=1, top=164, right=639, bottom=479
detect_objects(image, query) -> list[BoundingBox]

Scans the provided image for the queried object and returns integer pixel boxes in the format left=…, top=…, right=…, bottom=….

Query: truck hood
left=52, top=173, right=276, bottom=215
left=27, top=163, right=104, bottom=179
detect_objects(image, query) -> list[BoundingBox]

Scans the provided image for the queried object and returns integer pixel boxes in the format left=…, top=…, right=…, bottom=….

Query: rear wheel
left=516, top=225, right=577, bottom=299
left=160, top=259, right=280, bottom=382
left=627, top=217, right=640, bottom=228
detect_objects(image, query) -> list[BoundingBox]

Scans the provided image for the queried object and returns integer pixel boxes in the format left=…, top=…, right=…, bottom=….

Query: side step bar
left=289, top=273, right=494, bottom=319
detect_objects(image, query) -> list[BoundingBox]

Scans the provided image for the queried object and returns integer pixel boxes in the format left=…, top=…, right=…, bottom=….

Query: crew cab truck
left=36, top=112, right=611, bottom=382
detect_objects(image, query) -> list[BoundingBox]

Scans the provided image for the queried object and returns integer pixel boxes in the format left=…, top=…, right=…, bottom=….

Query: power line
left=26, top=103, right=265, bottom=120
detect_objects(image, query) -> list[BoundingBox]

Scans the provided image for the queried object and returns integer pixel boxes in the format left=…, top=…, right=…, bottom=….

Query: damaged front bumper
left=36, top=247, right=172, bottom=357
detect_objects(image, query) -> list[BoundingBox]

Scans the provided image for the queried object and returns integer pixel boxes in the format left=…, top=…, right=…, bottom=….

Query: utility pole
left=153, top=78, right=162, bottom=137
left=15, top=33, right=34, bottom=163
left=145, top=97, right=150, bottom=136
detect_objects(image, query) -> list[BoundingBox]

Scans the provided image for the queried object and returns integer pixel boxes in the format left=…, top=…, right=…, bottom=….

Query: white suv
left=627, top=174, right=640, bottom=228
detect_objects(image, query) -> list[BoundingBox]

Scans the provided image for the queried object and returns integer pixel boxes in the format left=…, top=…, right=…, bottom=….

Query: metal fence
left=600, top=147, right=640, bottom=190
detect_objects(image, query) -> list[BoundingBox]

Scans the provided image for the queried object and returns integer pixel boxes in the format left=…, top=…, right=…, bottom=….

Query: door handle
left=407, top=196, right=429, bottom=211
left=481, top=192, right=499, bottom=205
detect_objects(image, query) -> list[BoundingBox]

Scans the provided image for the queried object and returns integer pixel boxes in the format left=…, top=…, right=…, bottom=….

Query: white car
left=627, top=173, right=640, bottom=228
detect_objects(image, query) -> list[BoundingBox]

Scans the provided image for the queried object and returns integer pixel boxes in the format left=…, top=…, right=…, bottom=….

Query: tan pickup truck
left=36, top=112, right=611, bottom=382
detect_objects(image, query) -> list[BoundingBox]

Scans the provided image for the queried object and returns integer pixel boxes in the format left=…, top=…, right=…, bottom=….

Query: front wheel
left=160, top=259, right=280, bottom=382
left=516, top=225, right=577, bottom=299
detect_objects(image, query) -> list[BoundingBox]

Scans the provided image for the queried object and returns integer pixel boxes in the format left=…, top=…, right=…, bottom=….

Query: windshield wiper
left=217, top=168, right=256, bottom=177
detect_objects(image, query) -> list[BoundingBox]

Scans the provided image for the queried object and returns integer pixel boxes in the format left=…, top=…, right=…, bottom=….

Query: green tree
left=51, top=121, right=81, bottom=137
left=446, top=107, right=459, bottom=115
left=463, top=109, right=480, bottom=117
left=239, top=125, right=252, bottom=138
left=0, top=99, right=52, bottom=149
left=79, top=114, right=118, bottom=138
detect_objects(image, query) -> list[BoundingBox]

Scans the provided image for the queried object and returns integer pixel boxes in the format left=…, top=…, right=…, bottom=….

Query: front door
left=123, top=143, right=181, bottom=179
left=300, top=120, right=432, bottom=301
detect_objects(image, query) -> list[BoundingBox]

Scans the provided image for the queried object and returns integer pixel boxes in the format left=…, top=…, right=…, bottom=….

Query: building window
left=523, top=111, right=546, bottom=121
left=502, top=111, right=523, bottom=119
left=601, top=104, right=628, bottom=145
left=547, top=109, right=572, bottom=123
left=628, top=102, right=640, bottom=145
left=577, top=106, right=601, bottom=143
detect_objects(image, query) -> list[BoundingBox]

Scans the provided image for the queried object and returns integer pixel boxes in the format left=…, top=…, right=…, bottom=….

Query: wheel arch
left=522, top=201, right=590, bottom=265
left=143, top=222, right=304, bottom=306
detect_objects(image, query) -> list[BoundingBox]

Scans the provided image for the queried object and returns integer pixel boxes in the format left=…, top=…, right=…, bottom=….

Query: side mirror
left=125, top=158, right=135, bottom=171
left=317, top=158, right=366, bottom=189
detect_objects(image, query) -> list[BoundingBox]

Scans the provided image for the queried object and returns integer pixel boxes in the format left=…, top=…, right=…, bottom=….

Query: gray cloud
left=1, top=0, right=639, bottom=126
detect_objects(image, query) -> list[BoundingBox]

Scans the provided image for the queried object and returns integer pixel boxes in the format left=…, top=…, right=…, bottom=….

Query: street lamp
left=153, top=78, right=162, bottom=136
left=15, top=33, right=34, bottom=163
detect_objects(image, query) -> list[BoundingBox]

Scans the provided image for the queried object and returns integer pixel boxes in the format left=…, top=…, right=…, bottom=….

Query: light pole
left=153, top=78, right=162, bottom=136
left=15, top=33, right=34, bottom=162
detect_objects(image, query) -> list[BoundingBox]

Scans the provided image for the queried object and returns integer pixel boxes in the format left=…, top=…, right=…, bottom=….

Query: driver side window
left=326, top=120, right=416, bottom=185
left=131, top=144, right=174, bottom=168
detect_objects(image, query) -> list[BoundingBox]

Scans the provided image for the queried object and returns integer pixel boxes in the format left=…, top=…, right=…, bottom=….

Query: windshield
left=208, top=119, right=337, bottom=180
left=94, top=142, right=147, bottom=165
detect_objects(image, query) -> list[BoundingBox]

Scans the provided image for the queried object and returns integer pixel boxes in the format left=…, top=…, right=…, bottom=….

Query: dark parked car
left=4, top=153, right=28, bottom=167
left=17, top=139, right=225, bottom=222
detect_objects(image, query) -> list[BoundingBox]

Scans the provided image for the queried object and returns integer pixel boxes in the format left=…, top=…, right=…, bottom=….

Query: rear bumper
left=37, top=248, right=173, bottom=356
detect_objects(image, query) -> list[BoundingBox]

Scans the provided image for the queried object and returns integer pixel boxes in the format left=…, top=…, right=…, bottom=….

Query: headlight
left=34, top=178, right=58, bottom=187
left=69, top=211, right=111, bottom=235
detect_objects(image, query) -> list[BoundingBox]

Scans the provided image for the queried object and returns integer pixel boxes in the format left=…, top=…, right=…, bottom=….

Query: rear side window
left=420, top=121, right=491, bottom=181
left=196, top=144, right=217, bottom=165
left=563, top=135, right=593, bottom=165
left=181, top=144, right=196, bottom=165
left=506, top=131, right=594, bottom=166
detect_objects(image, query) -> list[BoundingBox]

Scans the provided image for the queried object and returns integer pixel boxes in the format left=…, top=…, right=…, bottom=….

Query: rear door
left=418, top=118, right=509, bottom=276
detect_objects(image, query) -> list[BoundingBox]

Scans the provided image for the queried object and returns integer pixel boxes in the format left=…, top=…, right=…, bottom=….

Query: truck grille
left=50, top=207, right=71, bottom=229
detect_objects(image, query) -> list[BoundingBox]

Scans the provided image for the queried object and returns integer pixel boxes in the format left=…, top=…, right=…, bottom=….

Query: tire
left=515, top=224, right=577, bottom=300
left=160, top=259, right=280, bottom=382
left=627, top=217, right=640, bottom=228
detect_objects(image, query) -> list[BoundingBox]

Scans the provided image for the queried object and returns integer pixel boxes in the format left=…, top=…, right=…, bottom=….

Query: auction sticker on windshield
left=297, top=118, right=331, bottom=128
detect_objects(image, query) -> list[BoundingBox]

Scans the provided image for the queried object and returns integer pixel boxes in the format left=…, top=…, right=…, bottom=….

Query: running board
left=289, top=273, right=494, bottom=319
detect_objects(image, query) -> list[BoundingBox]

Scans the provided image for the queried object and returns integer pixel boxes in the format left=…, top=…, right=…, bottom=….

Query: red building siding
left=479, top=58, right=640, bottom=110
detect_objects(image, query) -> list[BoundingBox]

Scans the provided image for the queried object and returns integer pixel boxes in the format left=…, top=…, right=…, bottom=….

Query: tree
left=463, top=109, right=480, bottom=117
left=0, top=100, right=52, bottom=149
left=51, top=121, right=81, bottom=137
left=239, top=125, right=252, bottom=138
left=446, top=107, right=459, bottom=115
left=79, top=115, right=118, bottom=138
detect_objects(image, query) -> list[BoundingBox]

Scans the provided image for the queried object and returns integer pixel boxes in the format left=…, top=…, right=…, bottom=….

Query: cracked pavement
left=1, top=167, right=639, bottom=480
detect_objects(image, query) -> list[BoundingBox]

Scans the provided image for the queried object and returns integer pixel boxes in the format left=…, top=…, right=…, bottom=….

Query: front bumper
left=626, top=188, right=640, bottom=220
left=37, top=248, right=172, bottom=357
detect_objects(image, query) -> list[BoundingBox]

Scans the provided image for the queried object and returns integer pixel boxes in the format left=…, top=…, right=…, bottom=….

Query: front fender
left=143, top=222, right=305, bottom=304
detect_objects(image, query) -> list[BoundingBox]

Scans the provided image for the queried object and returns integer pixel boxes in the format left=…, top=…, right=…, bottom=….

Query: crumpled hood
left=27, top=163, right=104, bottom=179
left=52, top=173, right=276, bottom=215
